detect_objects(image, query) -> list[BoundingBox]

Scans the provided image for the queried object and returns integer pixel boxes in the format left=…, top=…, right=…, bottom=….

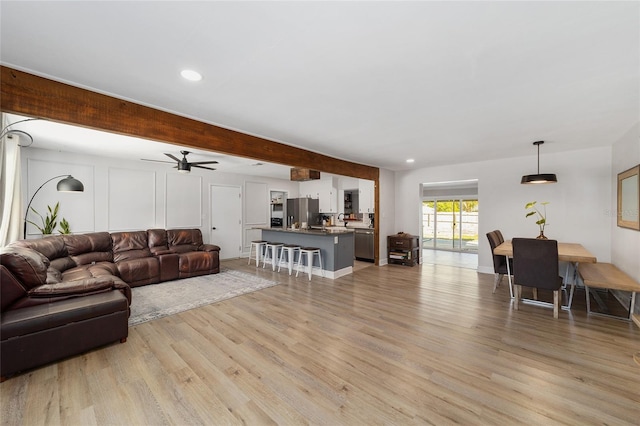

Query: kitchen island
left=259, top=227, right=354, bottom=279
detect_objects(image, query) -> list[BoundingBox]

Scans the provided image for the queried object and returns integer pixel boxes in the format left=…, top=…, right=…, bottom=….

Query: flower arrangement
left=525, top=201, right=549, bottom=239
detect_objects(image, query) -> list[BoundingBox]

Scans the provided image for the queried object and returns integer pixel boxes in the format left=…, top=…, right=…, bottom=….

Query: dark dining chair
left=512, top=238, right=564, bottom=318
left=486, top=230, right=513, bottom=295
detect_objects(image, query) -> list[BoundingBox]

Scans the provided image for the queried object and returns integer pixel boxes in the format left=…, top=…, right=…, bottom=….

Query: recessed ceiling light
left=406, top=158, right=415, bottom=163
left=180, top=69, right=202, bottom=82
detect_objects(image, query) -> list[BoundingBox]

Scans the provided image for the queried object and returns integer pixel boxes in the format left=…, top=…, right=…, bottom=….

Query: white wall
left=21, top=148, right=299, bottom=250
left=394, top=146, right=612, bottom=274
left=611, top=123, right=640, bottom=284
left=378, top=168, right=396, bottom=265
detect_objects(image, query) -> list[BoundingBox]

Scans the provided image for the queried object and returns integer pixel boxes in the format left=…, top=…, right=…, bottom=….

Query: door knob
left=212, top=227, right=217, bottom=230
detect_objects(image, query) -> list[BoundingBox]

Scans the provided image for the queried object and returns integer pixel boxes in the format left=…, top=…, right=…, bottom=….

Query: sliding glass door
left=422, top=198, right=478, bottom=252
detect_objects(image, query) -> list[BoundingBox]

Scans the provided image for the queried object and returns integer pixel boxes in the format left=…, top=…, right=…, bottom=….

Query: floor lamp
left=23, top=175, right=84, bottom=239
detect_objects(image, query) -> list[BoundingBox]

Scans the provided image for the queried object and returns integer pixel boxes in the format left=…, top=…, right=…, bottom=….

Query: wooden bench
left=578, top=263, right=640, bottom=320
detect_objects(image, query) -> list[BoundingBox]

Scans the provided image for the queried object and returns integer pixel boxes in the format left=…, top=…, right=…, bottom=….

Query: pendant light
left=521, top=141, right=557, bottom=184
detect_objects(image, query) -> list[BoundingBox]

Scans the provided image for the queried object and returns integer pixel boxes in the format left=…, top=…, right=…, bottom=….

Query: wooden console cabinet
left=387, top=234, right=420, bottom=266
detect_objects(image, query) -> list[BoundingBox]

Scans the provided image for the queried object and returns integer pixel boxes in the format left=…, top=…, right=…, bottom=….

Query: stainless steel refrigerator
left=286, top=198, right=320, bottom=228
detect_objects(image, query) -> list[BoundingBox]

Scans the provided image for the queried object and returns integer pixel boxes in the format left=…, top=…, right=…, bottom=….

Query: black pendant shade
left=521, top=141, right=557, bottom=184
left=521, top=173, right=558, bottom=184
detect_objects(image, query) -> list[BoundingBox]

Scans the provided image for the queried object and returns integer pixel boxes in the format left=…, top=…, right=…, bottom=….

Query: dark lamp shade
left=520, top=173, right=558, bottom=184
left=56, top=176, right=84, bottom=192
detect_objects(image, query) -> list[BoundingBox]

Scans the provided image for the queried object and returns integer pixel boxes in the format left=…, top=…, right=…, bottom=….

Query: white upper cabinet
left=299, top=178, right=338, bottom=213
left=358, top=179, right=375, bottom=213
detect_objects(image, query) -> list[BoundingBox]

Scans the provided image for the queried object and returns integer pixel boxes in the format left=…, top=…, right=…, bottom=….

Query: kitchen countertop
left=256, top=226, right=354, bottom=235
left=260, top=228, right=355, bottom=277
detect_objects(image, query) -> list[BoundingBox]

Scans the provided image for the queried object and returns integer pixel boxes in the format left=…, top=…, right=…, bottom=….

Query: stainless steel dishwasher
left=354, top=228, right=375, bottom=262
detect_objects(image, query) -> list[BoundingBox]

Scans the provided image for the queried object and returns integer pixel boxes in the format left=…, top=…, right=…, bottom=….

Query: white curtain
left=0, top=137, right=23, bottom=245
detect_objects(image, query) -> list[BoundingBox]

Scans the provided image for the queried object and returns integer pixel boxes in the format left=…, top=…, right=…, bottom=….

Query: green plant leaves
left=59, top=218, right=71, bottom=234
left=525, top=200, right=549, bottom=233
left=28, top=202, right=63, bottom=235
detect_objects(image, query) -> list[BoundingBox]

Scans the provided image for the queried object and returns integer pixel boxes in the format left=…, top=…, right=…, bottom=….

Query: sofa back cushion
left=167, top=229, right=203, bottom=253
left=11, top=235, right=70, bottom=265
left=0, top=246, right=49, bottom=290
left=147, top=228, right=169, bottom=254
left=18, top=235, right=77, bottom=272
left=63, top=232, right=113, bottom=266
left=111, top=231, right=152, bottom=262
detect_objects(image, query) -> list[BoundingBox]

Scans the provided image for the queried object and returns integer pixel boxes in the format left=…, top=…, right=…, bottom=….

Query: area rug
left=128, top=269, right=279, bottom=326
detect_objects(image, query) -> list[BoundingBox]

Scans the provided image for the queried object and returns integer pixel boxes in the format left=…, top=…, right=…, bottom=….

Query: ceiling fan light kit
left=521, top=141, right=557, bottom=184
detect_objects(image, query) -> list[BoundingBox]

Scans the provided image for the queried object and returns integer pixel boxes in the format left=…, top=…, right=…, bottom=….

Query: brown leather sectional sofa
left=0, top=228, right=220, bottom=379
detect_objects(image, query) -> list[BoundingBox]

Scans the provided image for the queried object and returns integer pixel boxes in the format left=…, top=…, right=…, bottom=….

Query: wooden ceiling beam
left=0, top=66, right=379, bottom=181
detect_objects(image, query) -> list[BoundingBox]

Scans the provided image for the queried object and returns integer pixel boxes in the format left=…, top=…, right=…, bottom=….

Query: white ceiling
left=1, top=1, right=638, bottom=174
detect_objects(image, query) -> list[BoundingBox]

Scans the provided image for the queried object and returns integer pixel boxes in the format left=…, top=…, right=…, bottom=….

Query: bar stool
left=248, top=240, right=268, bottom=266
left=277, top=244, right=301, bottom=275
left=263, top=242, right=284, bottom=271
left=296, top=247, right=323, bottom=280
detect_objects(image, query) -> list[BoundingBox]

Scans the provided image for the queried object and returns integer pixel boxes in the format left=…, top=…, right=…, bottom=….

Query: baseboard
left=477, top=266, right=494, bottom=275
left=323, top=267, right=353, bottom=280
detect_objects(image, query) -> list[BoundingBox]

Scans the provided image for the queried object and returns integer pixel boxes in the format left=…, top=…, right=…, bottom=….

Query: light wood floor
left=2, top=259, right=639, bottom=425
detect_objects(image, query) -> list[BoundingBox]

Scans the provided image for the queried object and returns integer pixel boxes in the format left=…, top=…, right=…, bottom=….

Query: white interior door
left=210, top=185, right=242, bottom=260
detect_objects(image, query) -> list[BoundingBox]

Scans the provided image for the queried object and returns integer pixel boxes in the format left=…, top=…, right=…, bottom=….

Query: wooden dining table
left=493, top=240, right=597, bottom=263
left=493, top=240, right=597, bottom=308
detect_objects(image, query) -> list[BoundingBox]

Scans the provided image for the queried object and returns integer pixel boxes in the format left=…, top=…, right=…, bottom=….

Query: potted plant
left=525, top=201, right=549, bottom=239
left=28, top=202, right=74, bottom=235
left=27, top=202, right=60, bottom=235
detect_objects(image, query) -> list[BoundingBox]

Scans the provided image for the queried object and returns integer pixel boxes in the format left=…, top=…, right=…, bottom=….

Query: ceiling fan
left=142, top=150, right=218, bottom=173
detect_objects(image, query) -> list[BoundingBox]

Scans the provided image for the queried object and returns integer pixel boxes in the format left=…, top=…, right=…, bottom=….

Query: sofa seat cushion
left=116, top=258, right=160, bottom=287
left=61, top=262, right=120, bottom=282
left=177, top=251, right=219, bottom=278
left=1, top=291, right=128, bottom=341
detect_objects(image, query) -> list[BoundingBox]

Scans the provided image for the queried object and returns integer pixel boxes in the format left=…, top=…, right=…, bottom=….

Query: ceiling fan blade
left=164, top=153, right=180, bottom=162
left=189, top=160, right=219, bottom=165
left=192, top=165, right=216, bottom=171
left=141, top=158, right=175, bottom=164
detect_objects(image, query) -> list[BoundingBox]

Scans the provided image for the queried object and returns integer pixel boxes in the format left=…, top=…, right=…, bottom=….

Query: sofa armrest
left=200, top=244, right=220, bottom=252
left=1, top=265, right=28, bottom=311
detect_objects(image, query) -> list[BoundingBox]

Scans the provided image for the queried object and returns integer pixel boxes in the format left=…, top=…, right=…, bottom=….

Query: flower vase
left=536, top=230, right=548, bottom=240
